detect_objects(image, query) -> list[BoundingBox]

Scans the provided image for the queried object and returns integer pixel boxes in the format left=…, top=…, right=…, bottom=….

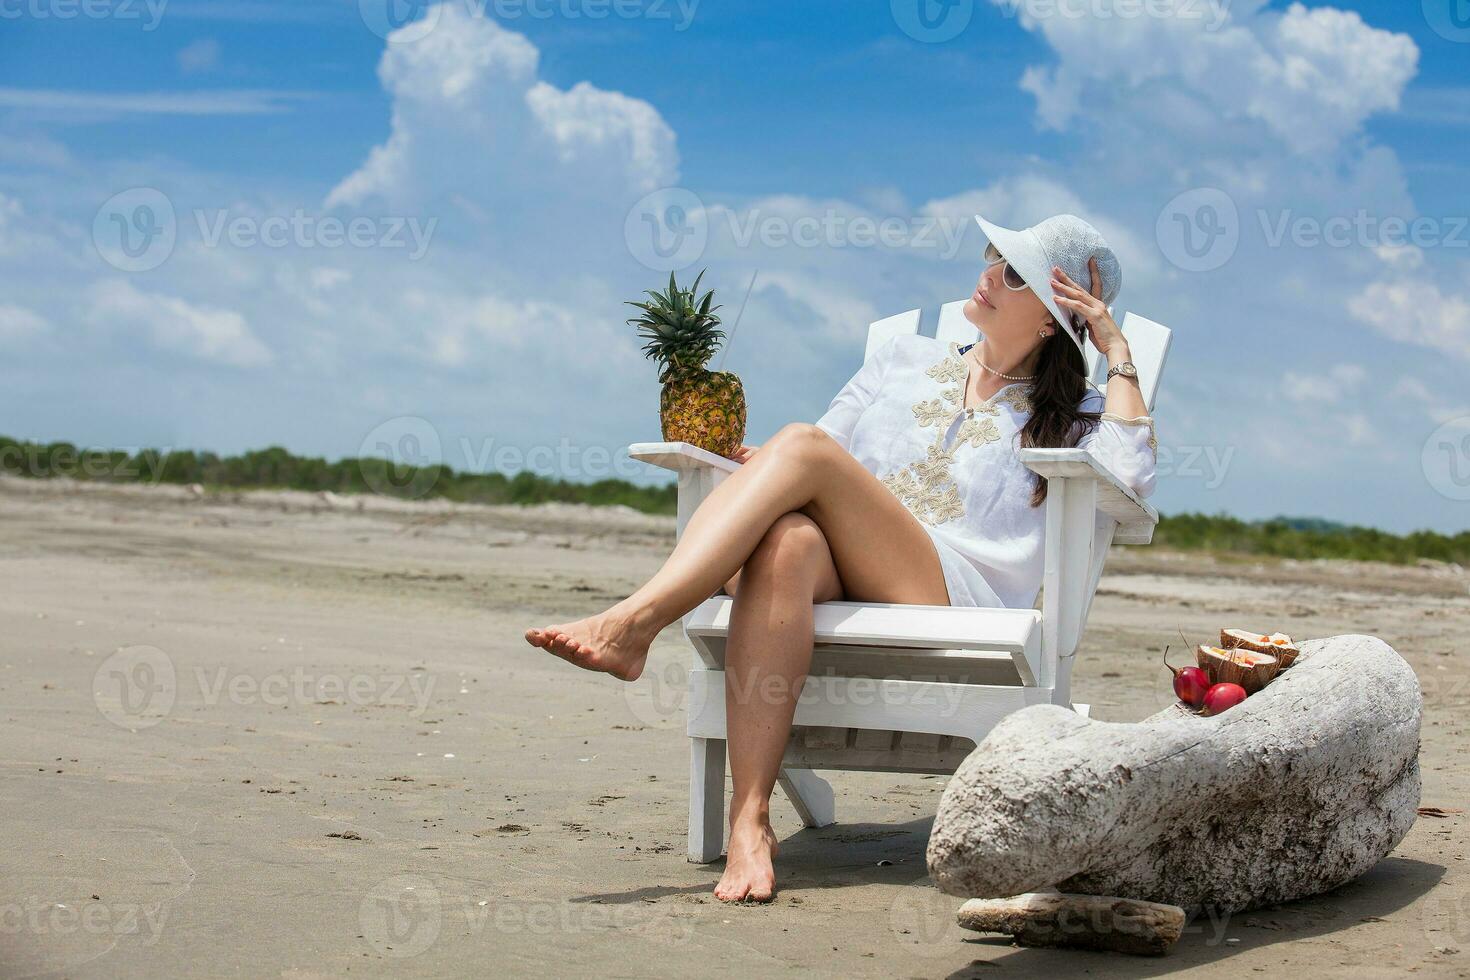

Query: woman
left=525, top=213, right=1158, bottom=902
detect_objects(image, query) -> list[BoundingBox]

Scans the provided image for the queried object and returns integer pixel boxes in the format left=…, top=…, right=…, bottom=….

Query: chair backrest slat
left=934, top=300, right=974, bottom=349
left=1106, top=312, right=1170, bottom=412
left=864, top=308, right=921, bottom=361
left=865, top=302, right=1171, bottom=411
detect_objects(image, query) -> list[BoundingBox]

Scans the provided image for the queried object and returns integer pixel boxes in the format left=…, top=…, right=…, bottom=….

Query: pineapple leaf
left=627, top=268, right=725, bottom=377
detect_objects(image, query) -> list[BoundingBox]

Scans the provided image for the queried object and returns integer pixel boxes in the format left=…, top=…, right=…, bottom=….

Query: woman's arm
left=1053, top=257, right=1157, bottom=496
left=1078, top=401, right=1157, bottom=497
left=1051, top=258, right=1149, bottom=420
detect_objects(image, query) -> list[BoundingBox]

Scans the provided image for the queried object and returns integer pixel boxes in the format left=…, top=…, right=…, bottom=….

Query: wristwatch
left=1106, top=360, right=1138, bottom=382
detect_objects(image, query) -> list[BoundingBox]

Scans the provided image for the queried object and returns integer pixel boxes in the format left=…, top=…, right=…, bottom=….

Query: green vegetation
left=3, top=434, right=1466, bottom=565
left=1153, top=512, right=1470, bottom=566
left=0, top=435, right=675, bottom=514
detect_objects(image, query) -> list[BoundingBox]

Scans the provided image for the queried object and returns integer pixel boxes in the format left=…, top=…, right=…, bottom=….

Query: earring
left=1038, top=330, right=1049, bottom=339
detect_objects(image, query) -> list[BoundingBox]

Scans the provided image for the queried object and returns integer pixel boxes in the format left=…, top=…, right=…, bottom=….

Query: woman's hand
left=731, top=444, right=760, bottom=464
left=1051, top=256, right=1128, bottom=360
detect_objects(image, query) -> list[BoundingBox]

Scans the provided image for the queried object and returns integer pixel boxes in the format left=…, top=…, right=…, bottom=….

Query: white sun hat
left=973, top=213, right=1123, bottom=358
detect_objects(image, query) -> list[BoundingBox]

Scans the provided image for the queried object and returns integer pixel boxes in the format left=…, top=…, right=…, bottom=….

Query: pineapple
left=626, top=270, right=747, bottom=459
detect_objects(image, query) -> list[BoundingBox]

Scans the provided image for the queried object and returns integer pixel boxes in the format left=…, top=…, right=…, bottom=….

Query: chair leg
left=688, top=737, right=726, bottom=863
left=778, top=768, right=835, bottom=828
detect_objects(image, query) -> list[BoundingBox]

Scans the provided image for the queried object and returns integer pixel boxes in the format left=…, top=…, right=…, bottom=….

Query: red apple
left=1163, top=647, right=1210, bottom=708
left=1202, top=682, right=1247, bottom=716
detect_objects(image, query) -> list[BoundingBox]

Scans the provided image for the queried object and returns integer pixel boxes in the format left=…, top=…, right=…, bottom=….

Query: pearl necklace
left=968, top=349, right=1035, bottom=383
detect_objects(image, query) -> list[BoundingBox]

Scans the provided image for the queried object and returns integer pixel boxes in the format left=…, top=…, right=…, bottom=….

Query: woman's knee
left=764, top=422, right=835, bottom=462
left=746, top=512, right=830, bottom=579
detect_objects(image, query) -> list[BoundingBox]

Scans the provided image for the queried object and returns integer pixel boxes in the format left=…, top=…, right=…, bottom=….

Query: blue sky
left=2, top=0, right=1469, bottom=532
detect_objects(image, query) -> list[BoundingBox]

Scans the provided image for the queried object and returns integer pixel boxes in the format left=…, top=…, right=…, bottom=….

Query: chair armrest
left=628, top=441, right=742, bottom=475
left=1016, top=448, right=1158, bottom=543
left=628, top=442, right=741, bottom=542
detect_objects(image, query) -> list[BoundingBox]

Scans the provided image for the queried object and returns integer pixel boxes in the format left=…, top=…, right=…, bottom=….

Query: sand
left=1, top=476, right=1466, bottom=978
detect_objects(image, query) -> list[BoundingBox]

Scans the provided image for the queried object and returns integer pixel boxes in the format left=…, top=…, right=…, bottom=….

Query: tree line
left=4, top=435, right=1467, bottom=566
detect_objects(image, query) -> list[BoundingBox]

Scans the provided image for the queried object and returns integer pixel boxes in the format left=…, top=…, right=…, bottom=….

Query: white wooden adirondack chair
left=629, top=300, right=1171, bottom=863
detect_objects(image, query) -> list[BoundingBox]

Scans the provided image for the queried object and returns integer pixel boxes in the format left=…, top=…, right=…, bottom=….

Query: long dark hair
left=1019, top=315, right=1100, bottom=506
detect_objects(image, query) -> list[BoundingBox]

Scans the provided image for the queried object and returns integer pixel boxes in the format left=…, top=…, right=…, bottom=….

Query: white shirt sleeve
left=1077, top=388, right=1158, bottom=498
left=814, top=337, right=896, bottom=451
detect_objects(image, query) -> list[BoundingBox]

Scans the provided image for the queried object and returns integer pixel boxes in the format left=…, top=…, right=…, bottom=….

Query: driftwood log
left=928, top=634, right=1422, bottom=914
left=957, top=893, right=1186, bottom=956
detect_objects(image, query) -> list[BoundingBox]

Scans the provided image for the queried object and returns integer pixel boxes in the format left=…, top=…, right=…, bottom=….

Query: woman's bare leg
left=714, top=513, right=842, bottom=902
left=523, top=422, right=950, bottom=678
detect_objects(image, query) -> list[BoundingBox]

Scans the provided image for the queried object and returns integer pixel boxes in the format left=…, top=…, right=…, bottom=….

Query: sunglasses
left=983, top=242, right=1029, bottom=291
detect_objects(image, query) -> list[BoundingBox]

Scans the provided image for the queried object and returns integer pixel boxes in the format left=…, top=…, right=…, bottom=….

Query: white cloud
left=309, top=268, right=351, bottom=291
left=0, top=304, right=49, bottom=342
left=525, top=81, right=676, bottom=193
left=754, top=270, right=882, bottom=345
left=1282, top=362, right=1367, bottom=402
left=0, top=88, right=306, bottom=116
left=1372, top=243, right=1424, bottom=270
left=0, top=134, right=71, bottom=168
left=1348, top=275, right=1470, bottom=363
left=177, top=39, right=222, bottom=75
left=86, top=279, right=272, bottom=368
left=325, top=5, right=676, bottom=210
left=1392, top=377, right=1470, bottom=425
left=1341, top=411, right=1377, bottom=447
left=1004, top=0, right=1417, bottom=155
left=922, top=174, right=1160, bottom=293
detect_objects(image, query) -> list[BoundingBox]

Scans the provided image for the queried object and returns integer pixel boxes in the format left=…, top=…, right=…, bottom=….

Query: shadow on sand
left=570, top=815, right=1447, bottom=975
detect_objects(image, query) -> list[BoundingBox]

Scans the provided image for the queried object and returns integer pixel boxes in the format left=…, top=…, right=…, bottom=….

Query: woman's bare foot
left=523, top=604, right=656, bottom=682
left=714, top=818, right=779, bottom=902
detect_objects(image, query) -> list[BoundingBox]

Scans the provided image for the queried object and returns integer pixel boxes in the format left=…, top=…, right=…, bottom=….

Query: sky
left=1, top=0, right=1468, bottom=533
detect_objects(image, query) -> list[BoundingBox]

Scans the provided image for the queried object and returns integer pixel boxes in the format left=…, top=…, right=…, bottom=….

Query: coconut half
left=1221, top=628, right=1300, bottom=669
left=1197, top=644, right=1281, bottom=694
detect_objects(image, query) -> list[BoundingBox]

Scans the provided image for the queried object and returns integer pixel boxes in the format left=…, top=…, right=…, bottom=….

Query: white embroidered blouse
left=814, top=334, right=1158, bottom=610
